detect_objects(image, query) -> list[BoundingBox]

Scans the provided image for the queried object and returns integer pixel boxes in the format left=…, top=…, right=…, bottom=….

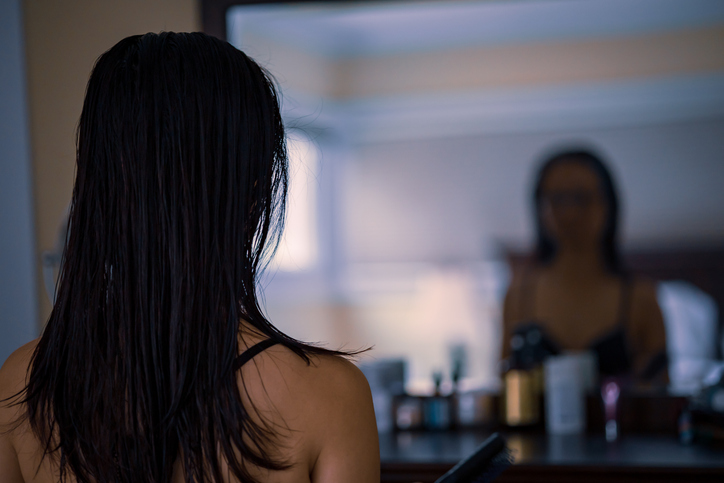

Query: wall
left=23, top=0, right=200, bottom=327
left=344, top=118, right=724, bottom=263
left=0, top=0, right=37, bottom=364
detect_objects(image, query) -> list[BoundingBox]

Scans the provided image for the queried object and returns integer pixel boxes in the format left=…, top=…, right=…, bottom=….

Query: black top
left=233, top=338, right=280, bottom=372
left=519, top=272, right=633, bottom=376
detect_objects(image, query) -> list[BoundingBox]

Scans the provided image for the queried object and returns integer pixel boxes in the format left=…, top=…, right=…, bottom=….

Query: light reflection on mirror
left=271, top=133, right=319, bottom=272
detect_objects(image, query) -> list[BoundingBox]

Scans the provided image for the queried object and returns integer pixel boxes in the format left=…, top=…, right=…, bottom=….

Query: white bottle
left=544, top=355, right=586, bottom=435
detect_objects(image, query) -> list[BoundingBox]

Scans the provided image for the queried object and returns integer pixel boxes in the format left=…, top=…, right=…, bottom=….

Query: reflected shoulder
left=629, top=275, right=660, bottom=307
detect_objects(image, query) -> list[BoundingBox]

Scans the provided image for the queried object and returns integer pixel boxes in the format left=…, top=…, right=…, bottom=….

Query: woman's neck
left=550, top=246, right=607, bottom=282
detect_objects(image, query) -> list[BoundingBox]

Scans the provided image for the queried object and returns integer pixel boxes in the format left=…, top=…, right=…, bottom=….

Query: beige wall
left=240, top=22, right=724, bottom=100
left=335, top=26, right=724, bottom=98
left=23, top=0, right=200, bottom=327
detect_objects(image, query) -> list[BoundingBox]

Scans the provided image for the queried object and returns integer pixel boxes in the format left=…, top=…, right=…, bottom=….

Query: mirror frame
left=202, top=0, right=355, bottom=41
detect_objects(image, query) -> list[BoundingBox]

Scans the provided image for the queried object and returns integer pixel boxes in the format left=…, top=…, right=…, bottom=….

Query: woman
left=503, top=149, right=666, bottom=379
left=0, top=32, right=378, bottom=482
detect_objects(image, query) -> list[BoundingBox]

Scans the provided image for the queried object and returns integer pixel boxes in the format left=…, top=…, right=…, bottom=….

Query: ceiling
left=229, top=0, right=724, bottom=58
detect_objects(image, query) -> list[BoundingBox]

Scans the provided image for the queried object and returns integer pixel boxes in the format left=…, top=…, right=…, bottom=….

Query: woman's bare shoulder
left=297, top=352, right=379, bottom=482
left=503, top=265, right=536, bottom=324
left=630, top=274, right=657, bottom=294
left=627, top=275, right=660, bottom=311
left=0, top=340, right=39, bottom=483
left=0, top=339, right=38, bottom=404
left=238, top=344, right=379, bottom=482
left=239, top=343, right=373, bottom=426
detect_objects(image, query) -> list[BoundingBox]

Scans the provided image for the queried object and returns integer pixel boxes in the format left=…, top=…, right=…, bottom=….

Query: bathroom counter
left=380, top=430, right=724, bottom=482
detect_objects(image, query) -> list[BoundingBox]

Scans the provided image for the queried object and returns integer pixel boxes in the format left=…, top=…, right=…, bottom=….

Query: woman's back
left=0, top=32, right=379, bottom=482
left=1, top=334, right=378, bottom=482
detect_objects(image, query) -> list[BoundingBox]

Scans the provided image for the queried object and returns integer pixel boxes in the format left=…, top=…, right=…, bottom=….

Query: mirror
left=215, top=0, right=724, bottom=392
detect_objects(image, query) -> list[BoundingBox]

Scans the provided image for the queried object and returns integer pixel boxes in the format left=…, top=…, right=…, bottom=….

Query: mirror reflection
left=225, top=0, right=724, bottom=396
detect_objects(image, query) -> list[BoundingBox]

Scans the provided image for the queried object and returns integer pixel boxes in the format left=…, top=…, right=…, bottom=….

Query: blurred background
left=2, top=0, right=724, bottom=393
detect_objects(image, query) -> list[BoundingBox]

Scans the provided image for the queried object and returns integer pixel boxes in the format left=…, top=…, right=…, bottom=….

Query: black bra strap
left=522, top=267, right=538, bottom=321
left=617, top=276, right=633, bottom=327
left=233, top=339, right=279, bottom=371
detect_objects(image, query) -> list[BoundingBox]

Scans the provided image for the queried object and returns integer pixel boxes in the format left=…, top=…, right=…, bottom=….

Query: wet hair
left=532, top=148, right=622, bottom=273
left=16, top=32, right=345, bottom=482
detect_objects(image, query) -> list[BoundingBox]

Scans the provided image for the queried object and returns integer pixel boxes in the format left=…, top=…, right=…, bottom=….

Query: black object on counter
left=509, top=323, right=559, bottom=370
left=434, top=433, right=512, bottom=483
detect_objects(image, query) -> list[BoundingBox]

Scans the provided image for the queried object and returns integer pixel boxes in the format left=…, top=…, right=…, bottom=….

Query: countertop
left=380, top=430, right=724, bottom=483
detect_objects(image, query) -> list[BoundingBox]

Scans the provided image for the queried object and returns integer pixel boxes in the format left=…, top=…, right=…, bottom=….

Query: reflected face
left=539, top=161, right=607, bottom=251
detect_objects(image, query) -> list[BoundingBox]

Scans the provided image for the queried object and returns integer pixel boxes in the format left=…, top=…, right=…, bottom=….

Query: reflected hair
left=532, top=148, right=622, bottom=273
left=17, top=32, right=343, bottom=482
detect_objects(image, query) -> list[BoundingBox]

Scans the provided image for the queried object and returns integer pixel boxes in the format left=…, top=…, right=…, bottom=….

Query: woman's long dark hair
left=18, top=32, right=341, bottom=482
left=533, top=148, right=623, bottom=273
